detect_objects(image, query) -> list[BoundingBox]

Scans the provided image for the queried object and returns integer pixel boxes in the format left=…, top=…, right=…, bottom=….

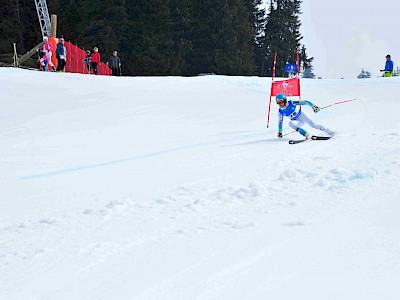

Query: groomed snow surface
left=1, top=68, right=399, bottom=299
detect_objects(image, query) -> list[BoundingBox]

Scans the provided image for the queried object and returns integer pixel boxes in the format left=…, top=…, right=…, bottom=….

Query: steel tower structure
left=34, top=0, right=51, bottom=37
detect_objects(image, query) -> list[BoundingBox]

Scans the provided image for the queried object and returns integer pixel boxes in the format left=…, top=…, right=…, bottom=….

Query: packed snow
left=1, top=67, right=400, bottom=299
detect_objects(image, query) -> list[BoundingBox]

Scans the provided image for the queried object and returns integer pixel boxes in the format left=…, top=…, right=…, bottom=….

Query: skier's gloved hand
left=312, top=105, right=320, bottom=113
left=277, top=132, right=283, bottom=138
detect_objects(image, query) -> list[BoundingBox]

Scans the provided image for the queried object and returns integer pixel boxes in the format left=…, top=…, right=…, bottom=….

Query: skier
left=276, top=93, right=334, bottom=139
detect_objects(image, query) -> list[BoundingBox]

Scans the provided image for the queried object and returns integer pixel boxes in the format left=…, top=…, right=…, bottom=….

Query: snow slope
left=1, top=68, right=400, bottom=299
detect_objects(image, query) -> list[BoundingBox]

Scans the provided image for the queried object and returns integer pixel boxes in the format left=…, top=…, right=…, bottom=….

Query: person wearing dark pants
left=107, top=50, right=122, bottom=76
left=56, top=38, right=67, bottom=72
left=83, top=50, right=91, bottom=74
left=90, top=47, right=101, bottom=75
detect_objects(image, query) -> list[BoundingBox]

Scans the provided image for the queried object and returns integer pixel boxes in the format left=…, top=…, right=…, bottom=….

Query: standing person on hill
left=275, top=93, right=334, bottom=140
left=380, top=54, right=394, bottom=77
left=40, top=36, right=55, bottom=71
left=83, top=50, right=91, bottom=74
left=56, top=38, right=67, bottom=72
left=90, top=47, right=101, bottom=75
left=106, top=50, right=122, bottom=76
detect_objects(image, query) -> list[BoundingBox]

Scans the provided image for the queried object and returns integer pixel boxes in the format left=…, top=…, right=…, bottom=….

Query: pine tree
left=244, top=0, right=267, bottom=76
left=0, top=0, right=23, bottom=54
left=213, top=0, right=256, bottom=75
left=302, top=67, right=315, bottom=78
left=189, top=0, right=228, bottom=74
left=261, top=0, right=312, bottom=77
left=178, top=0, right=257, bottom=75
left=0, top=0, right=40, bottom=55
left=299, top=44, right=313, bottom=72
left=357, top=68, right=371, bottom=79
left=169, top=0, right=194, bottom=75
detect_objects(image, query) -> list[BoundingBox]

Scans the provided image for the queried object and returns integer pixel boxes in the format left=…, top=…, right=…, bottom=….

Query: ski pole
left=283, top=130, right=296, bottom=137
left=320, top=98, right=356, bottom=110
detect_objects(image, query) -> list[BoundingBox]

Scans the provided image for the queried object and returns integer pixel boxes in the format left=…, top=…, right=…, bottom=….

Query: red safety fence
left=47, top=37, right=111, bottom=76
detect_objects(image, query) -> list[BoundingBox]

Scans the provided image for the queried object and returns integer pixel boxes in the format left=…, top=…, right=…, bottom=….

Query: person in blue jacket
left=380, top=54, right=394, bottom=77
left=83, top=50, right=91, bottom=74
left=56, top=38, right=67, bottom=72
left=276, top=93, right=334, bottom=139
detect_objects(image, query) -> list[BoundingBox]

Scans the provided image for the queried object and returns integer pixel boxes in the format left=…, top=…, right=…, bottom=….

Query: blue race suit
left=278, top=100, right=333, bottom=137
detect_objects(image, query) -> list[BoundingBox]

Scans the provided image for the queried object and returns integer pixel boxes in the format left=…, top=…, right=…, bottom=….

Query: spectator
left=106, top=50, right=122, bottom=76
left=381, top=54, right=394, bottom=77
left=56, top=37, right=67, bottom=72
left=83, top=50, right=91, bottom=74
left=40, top=36, right=55, bottom=71
left=90, top=47, right=101, bottom=75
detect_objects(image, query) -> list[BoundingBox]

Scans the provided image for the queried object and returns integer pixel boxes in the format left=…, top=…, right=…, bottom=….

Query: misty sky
left=264, top=1, right=400, bottom=79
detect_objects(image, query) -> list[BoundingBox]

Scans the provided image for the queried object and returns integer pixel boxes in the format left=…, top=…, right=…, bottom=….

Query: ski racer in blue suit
left=276, top=93, right=334, bottom=139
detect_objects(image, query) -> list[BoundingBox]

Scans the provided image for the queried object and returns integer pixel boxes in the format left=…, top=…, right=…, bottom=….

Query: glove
left=312, top=105, right=320, bottom=113
left=59, top=55, right=64, bottom=59
left=277, top=132, right=283, bottom=138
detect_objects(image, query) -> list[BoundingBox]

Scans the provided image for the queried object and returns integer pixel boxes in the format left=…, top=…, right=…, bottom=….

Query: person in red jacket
left=90, top=47, right=101, bottom=75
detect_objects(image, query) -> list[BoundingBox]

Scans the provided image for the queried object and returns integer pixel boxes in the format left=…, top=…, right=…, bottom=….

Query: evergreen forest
left=0, top=0, right=313, bottom=76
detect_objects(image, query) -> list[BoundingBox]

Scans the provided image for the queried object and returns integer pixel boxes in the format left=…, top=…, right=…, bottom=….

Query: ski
left=289, top=135, right=332, bottom=144
left=288, top=138, right=307, bottom=144
left=311, top=135, right=331, bottom=140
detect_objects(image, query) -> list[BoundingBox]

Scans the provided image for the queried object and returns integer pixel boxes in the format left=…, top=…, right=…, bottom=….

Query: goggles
left=276, top=100, right=285, bottom=105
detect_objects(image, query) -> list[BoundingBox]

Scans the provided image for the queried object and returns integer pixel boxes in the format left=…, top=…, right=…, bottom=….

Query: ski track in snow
left=18, top=131, right=267, bottom=180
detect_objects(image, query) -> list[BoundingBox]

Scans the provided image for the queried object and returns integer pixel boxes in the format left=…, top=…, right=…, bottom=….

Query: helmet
left=276, top=93, right=287, bottom=105
left=43, top=36, right=48, bottom=41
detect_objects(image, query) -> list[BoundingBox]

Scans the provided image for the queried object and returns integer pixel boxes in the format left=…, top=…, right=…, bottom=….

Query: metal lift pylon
left=34, top=0, right=51, bottom=38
